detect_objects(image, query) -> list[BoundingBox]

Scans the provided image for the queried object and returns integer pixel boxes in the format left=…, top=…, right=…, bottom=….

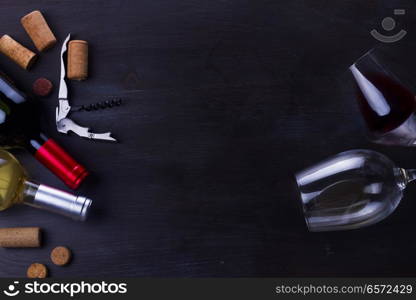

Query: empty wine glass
left=350, top=49, right=416, bottom=146
left=295, top=149, right=416, bottom=232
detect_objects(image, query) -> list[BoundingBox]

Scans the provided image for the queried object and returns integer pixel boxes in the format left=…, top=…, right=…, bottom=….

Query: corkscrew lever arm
left=56, top=33, right=117, bottom=142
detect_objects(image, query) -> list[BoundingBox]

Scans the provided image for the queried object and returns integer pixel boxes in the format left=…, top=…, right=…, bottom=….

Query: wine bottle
left=0, top=149, right=91, bottom=221
left=0, top=71, right=88, bottom=189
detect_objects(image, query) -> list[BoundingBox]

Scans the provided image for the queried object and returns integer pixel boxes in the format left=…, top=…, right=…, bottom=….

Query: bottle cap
left=34, top=138, right=89, bottom=189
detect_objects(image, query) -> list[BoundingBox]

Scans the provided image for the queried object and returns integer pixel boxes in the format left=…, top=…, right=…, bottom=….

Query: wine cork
left=67, top=40, right=88, bottom=80
left=0, top=35, right=37, bottom=70
left=21, top=10, right=57, bottom=52
left=0, top=227, right=41, bottom=248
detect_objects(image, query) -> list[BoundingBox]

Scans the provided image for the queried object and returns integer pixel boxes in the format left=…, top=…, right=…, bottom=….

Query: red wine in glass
left=350, top=51, right=416, bottom=146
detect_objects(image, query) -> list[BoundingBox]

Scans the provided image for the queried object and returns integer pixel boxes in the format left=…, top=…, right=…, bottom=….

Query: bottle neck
left=22, top=180, right=92, bottom=221
left=404, top=169, right=416, bottom=184
left=0, top=74, right=88, bottom=189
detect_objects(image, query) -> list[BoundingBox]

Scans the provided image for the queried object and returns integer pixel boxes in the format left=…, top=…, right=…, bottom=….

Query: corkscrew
left=56, top=34, right=117, bottom=142
left=73, top=98, right=122, bottom=112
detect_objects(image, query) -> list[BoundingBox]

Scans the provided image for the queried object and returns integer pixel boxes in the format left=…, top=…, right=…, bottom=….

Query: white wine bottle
left=0, top=149, right=91, bottom=221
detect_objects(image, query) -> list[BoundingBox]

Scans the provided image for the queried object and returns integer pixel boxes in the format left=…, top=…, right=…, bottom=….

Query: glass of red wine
left=350, top=49, right=416, bottom=146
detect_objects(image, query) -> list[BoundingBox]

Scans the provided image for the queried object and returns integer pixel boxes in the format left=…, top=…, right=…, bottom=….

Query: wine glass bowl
left=295, top=149, right=407, bottom=232
left=350, top=50, right=416, bottom=146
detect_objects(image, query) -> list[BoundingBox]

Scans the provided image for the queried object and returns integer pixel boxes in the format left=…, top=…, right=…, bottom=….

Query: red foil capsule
left=34, top=138, right=89, bottom=189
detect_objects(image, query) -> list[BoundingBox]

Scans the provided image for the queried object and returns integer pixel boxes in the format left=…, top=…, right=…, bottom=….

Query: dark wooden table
left=0, top=0, right=415, bottom=277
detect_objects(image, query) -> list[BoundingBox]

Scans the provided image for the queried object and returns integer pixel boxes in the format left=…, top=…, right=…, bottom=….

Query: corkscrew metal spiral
left=74, top=98, right=122, bottom=112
